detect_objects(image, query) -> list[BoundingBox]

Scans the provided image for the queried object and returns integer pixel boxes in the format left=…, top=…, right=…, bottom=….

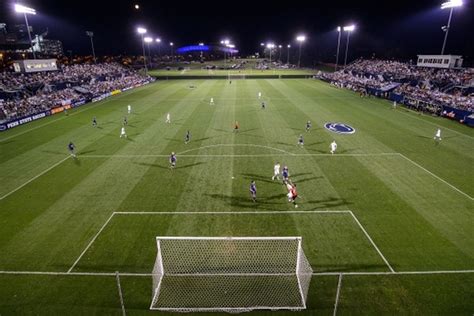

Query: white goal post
left=150, top=237, right=313, bottom=313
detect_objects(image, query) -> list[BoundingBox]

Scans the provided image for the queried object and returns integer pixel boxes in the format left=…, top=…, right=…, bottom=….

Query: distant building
left=417, top=55, right=463, bottom=69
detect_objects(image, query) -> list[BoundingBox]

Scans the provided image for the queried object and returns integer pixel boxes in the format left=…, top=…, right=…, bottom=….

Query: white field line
left=68, top=212, right=116, bottom=273
left=177, top=144, right=295, bottom=155
left=113, top=210, right=352, bottom=215
left=398, top=153, right=473, bottom=201
left=116, top=271, right=127, bottom=316
left=0, top=156, right=70, bottom=201
left=333, top=274, right=343, bottom=316
left=1, top=269, right=474, bottom=277
left=349, top=211, right=395, bottom=273
left=79, top=153, right=399, bottom=158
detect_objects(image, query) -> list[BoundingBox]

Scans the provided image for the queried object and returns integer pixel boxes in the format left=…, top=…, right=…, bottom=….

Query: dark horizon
left=1, top=0, right=473, bottom=64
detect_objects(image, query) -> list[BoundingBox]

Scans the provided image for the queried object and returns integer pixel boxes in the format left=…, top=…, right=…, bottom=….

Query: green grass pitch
left=0, top=78, right=473, bottom=315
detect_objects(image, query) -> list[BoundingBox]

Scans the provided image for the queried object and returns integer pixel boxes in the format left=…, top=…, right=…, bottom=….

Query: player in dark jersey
left=298, top=134, right=304, bottom=146
left=68, top=142, right=76, bottom=158
left=234, top=121, right=240, bottom=133
left=123, top=116, right=128, bottom=126
left=184, top=130, right=191, bottom=144
left=92, top=116, right=97, bottom=127
left=169, top=152, right=177, bottom=169
left=305, top=121, right=312, bottom=132
left=282, top=166, right=289, bottom=184
left=249, top=181, right=257, bottom=202
left=261, top=101, right=266, bottom=109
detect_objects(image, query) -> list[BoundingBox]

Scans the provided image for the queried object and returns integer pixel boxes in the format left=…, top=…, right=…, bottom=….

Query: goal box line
left=156, top=236, right=302, bottom=241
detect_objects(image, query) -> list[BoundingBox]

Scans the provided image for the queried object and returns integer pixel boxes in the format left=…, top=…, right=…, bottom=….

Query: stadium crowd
left=0, top=63, right=152, bottom=121
left=320, top=59, right=474, bottom=113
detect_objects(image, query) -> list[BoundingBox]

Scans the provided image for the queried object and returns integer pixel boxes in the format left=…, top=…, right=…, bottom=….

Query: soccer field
left=0, top=79, right=473, bottom=315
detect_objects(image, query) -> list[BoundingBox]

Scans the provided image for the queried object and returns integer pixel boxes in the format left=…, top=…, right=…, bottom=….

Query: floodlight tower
left=144, top=37, right=153, bottom=68
left=440, top=0, right=463, bottom=55
left=155, top=38, right=161, bottom=57
left=335, top=26, right=342, bottom=71
left=221, top=39, right=230, bottom=64
left=266, top=43, right=275, bottom=64
left=137, top=27, right=147, bottom=73
left=14, top=4, right=37, bottom=59
left=296, top=35, right=306, bottom=68
left=86, top=31, right=96, bottom=63
left=343, top=25, right=355, bottom=67
left=170, top=42, right=174, bottom=61
left=287, top=44, right=291, bottom=64
left=278, top=45, right=282, bottom=62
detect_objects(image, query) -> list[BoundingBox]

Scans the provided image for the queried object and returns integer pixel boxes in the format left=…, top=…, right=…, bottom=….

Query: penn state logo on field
left=324, top=122, right=356, bottom=134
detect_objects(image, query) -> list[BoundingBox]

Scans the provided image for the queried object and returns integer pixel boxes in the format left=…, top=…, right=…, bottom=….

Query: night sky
left=1, top=0, right=473, bottom=64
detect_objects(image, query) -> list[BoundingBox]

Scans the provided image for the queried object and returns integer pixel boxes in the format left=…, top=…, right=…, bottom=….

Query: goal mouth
left=150, top=237, right=313, bottom=313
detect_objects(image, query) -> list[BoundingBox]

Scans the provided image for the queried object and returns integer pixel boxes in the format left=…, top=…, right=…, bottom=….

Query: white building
left=417, top=55, right=463, bottom=69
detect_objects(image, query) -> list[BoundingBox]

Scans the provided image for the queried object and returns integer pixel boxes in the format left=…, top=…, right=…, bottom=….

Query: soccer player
left=210, top=97, right=214, bottom=105
left=166, top=113, right=171, bottom=124
left=434, top=128, right=442, bottom=141
left=287, top=183, right=299, bottom=208
left=305, top=121, right=312, bottom=132
left=392, top=101, right=397, bottom=109
left=68, top=141, right=76, bottom=158
left=92, top=116, right=97, bottom=127
left=282, top=166, right=290, bottom=183
left=272, top=162, right=281, bottom=181
left=298, top=134, right=304, bottom=146
left=258, top=92, right=262, bottom=99
left=120, top=126, right=127, bottom=138
left=261, top=101, right=266, bottom=109
left=169, top=152, right=177, bottom=169
left=127, top=104, right=132, bottom=114
left=123, top=116, right=128, bottom=126
left=184, top=130, right=191, bottom=144
left=330, top=140, right=337, bottom=154
left=249, top=181, right=257, bottom=202
left=234, top=121, right=240, bottom=133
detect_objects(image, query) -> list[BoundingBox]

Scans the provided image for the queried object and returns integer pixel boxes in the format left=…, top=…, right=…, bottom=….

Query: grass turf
left=0, top=78, right=473, bottom=315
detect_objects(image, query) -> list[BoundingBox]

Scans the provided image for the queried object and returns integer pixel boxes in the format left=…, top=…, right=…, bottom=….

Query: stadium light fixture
left=335, top=26, right=342, bottom=71
left=134, top=4, right=140, bottom=9
left=199, top=42, right=204, bottom=46
left=137, top=27, right=147, bottom=34
left=136, top=27, right=148, bottom=73
left=440, top=0, right=462, bottom=55
left=287, top=44, right=291, bottom=64
left=144, top=37, right=153, bottom=43
left=295, top=35, right=306, bottom=68
left=343, top=25, right=356, bottom=67
left=14, top=4, right=36, bottom=59
left=155, top=38, right=161, bottom=43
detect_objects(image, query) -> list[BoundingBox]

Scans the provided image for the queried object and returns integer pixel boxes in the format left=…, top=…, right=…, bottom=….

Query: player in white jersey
left=127, top=105, right=131, bottom=114
left=210, top=97, right=214, bottom=105
left=258, top=92, right=262, bottom=99
left=434, top=128, right=442, bottom=141
left=120, top=127, right=127, bottom=138
left=392, top=101, right=397, bottom=109
left=272, top=162, right=281, bottom=180
left=166, top=113, right=171, bottom=123
left=330, top=140, right=337, bottom=154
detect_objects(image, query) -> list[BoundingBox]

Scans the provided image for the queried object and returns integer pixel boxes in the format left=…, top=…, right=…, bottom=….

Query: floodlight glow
left=170, top=42, right=174, bottom=46
left=14, top=4, right=36, bottom=15
left=137, top=27, right=147, bottom=34
left=134, top=4, right=140, bottom=9
left=199, top=42, right=204, bottom=46
left=279, top=45, right=282, bottom=48
left=266, top=43, right=275, bottom=48
left=441, top=0, right=462, bottom=9
left=337, top=26, right=342, bottom=32
left=144, top=37, right=153, bottom=43
left=287, top=44, right=291, bottom=48
left=296, top=35, right=306, bottom=42
left=155, top=38, right=161, bottom=43
left=260, top=43, right=265, bottom=46
left=343, top=25, right=355, bottom=32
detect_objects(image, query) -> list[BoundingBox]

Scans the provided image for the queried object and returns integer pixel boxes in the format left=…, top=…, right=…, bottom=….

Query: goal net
left=150, top=237, right=313, bottom=313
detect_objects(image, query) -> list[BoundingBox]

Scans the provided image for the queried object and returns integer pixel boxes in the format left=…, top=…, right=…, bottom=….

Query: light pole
left=343, top=25, right=355, bottom=67
left=266, top=43, right=275, bottom=64
left=170, top=42, right=174, bottom=61
left=221, top=39, right=230, bottom=64
left=155, top=38, right=161, bottom=58
left=14, top=4, right=37, bottom=59
left=86, top=31, right=96, bottom=63
left=440, top=0, right=463, bottom=55
left=287, top=45, right=291, bottom=64
left=278, top=45, right=282, bottom=62
left=335, top=26, right=342, bottom=71
left=296, top=35, right=306, bottom=68
left=144, top=37, right=153, bottom=69
left=137, top=27, right=147, bottom=73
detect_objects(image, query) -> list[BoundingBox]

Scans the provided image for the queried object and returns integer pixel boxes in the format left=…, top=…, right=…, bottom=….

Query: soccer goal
left=150, top=237, right=313, bottom=313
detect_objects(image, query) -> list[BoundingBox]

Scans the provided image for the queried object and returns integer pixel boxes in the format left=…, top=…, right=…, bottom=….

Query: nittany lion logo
left=324, top=122, right=355, bottom=134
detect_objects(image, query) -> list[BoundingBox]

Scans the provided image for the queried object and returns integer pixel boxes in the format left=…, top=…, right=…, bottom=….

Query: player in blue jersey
left=92, top=116, right=97, bottom=127
left=123, top=116, right=128, bottom=126
left=305, top=121, right=312, bottom=132
left=68, top=142, right=76, bottom=158
left=249, top=181, right=257, bottom=202
left=169, top=152, right=177, bottom=169
left=282, top=166, right=290, bottom=184
left=298, top=134, right=304, bottom=146
left=184, top=130, right=191, bottom=144
left=261, top=101, right=266, bottom=109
